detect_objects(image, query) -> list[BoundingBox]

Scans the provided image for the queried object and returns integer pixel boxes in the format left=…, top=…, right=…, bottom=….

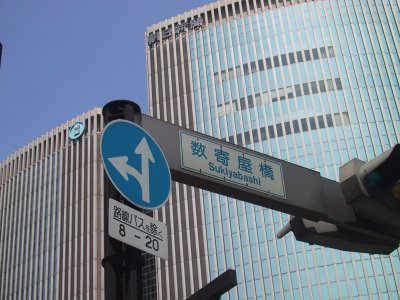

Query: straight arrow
left=108, top=137, right=154, bottom=203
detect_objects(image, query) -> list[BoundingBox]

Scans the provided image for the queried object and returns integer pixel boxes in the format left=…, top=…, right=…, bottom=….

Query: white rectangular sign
left=108, top=198, right=168, bottom=260
left=180, top=131, right=286, bottom=199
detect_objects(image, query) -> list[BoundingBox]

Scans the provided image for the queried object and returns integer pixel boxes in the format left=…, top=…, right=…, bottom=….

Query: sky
left=0, top=0, right=212, bottom=162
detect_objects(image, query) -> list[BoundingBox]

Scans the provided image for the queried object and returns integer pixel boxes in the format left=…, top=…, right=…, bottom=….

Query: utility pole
left=101, top=100, right=145, bottom=300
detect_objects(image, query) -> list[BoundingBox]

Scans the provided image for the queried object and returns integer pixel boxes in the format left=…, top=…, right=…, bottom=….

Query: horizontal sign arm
left=139, top=115, right=356, bottom=224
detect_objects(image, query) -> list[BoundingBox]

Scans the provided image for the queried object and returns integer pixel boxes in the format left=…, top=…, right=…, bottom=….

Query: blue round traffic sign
left=101, top=120, right=171, bottom=209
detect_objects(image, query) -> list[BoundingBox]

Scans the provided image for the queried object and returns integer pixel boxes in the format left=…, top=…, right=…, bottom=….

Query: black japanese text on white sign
left=180, top=131, right=286, bottom=199
left=108, top=198, right=168, bottom=260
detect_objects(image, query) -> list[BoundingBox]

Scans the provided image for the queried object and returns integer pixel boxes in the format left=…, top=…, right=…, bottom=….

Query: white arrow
left=108, top=137, right=155, bottom=203
left=135, top=137, right=155, bottom=202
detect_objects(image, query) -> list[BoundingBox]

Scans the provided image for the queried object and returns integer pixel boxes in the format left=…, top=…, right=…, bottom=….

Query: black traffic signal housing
left=340, top=144, right=400, bottom=230
left=358, top=144, right=400, bottom=212
left=277, top=144, right=400, bottom=255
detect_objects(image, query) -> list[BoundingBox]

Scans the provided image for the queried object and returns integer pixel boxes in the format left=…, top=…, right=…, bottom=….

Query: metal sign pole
left=102, top=100, right=144, bottom=300
left=186, top=269, right=237, bottom=300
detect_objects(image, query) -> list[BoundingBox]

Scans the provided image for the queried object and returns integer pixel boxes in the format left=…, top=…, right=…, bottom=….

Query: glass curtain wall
left=188, top=1, right=399, bottom=299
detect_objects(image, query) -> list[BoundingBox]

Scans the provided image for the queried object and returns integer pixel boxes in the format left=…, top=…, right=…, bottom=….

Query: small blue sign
left=69, top=121, right=85, bottom=140
left=101, top=120, right=171, bottom=210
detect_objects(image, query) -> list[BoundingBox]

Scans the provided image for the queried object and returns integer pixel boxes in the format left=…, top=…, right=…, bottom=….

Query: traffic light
left=340, top=144, right=400, bottom=229
left=358, top=144, right=400, bottom=209
left=277, top=144, right=400, bottom=255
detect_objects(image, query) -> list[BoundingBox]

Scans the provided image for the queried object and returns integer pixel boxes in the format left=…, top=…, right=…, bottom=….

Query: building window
left=215, top=46, right=336, bottom=83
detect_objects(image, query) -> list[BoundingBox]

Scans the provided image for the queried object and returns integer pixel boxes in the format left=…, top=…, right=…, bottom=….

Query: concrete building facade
left=0, top=109, right=105, bottom=299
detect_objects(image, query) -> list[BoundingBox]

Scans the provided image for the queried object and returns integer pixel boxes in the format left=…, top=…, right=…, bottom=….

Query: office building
left=0, top=109, right=107, bottom=299
left=146, top=0, right=400, bottom=299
